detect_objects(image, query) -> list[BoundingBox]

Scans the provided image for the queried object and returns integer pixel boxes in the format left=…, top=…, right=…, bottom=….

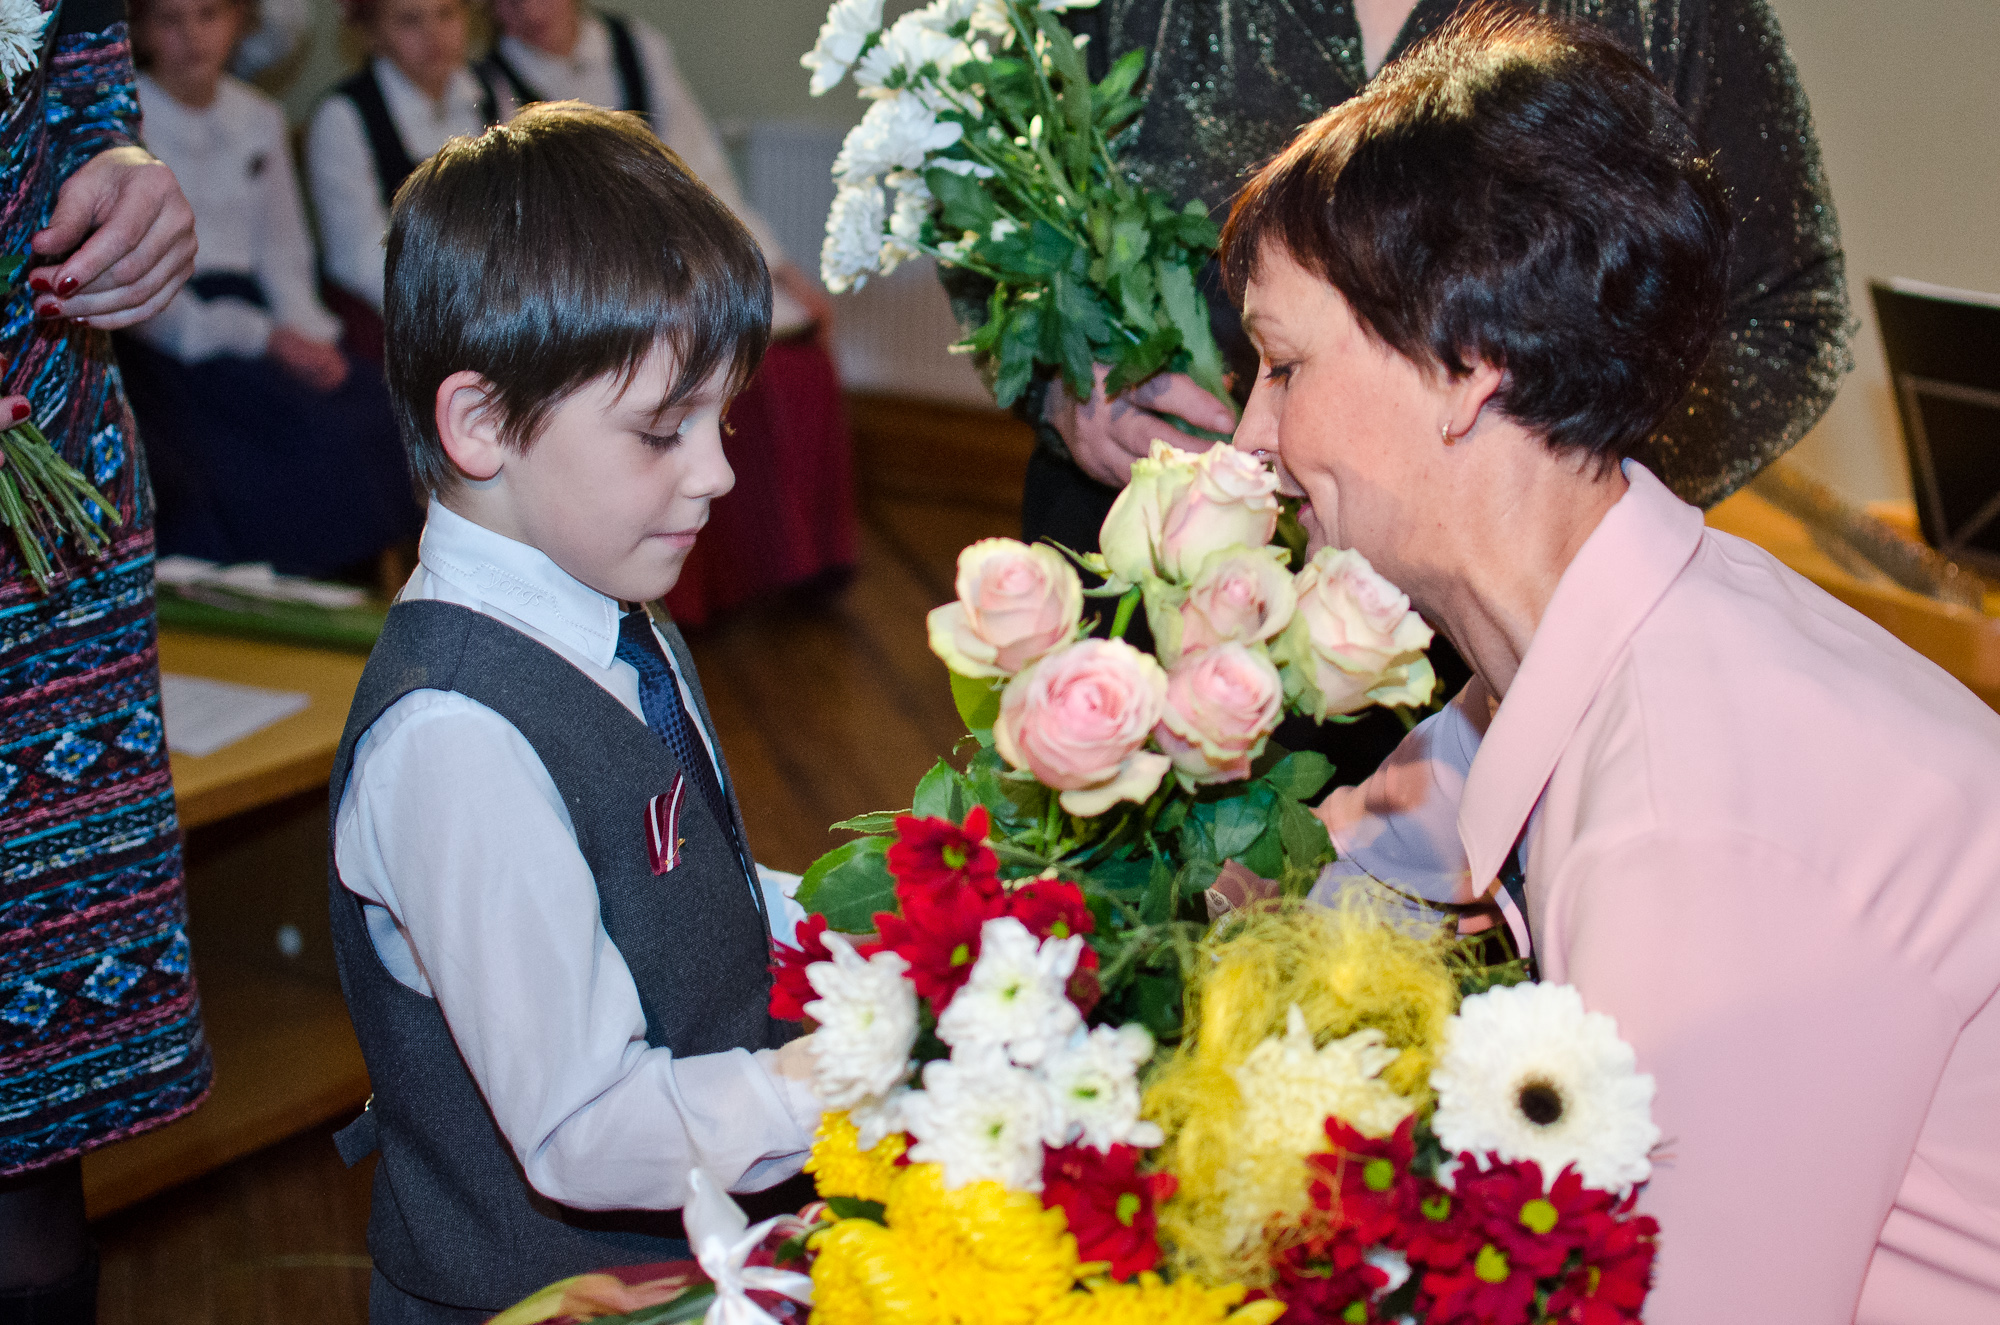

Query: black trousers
left=1022, top=448, right=1472, bottom=789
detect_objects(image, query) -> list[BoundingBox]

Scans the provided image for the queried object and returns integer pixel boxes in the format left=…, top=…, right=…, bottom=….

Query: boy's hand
left=770, top=1033, right=816, bottom=1083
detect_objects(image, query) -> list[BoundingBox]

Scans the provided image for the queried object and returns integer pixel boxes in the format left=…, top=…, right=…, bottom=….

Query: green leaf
left=1104, top=326, right=1179, bottom=398
left=992, top=304, right=1041, bottom=407
left=911, top=759, right=964, bottom=821
left=825, top=1195, right=889, bottom=1223
left=1096, top=48, right=1146, bottom=105
left=950, top=669, right=1004, bottom=735
left=1156, top=258, right=1232, bottom=410
left=926, top=166, right=998, bottom=234
left=1210, top=790, right=1271, bottom=860
left=1142, top=853, right=1175, bottom=925
left=1132, top=970, right=1185, bottom=1040
left=1029, top=219, right=1080, bottom=271
left=596, top=1281, right=718, bottom=1325
left=829, top=810, right=903, bottom=835
left=1263, top=750, right=1336, bottom=802
left=798, top=836, right=895, bottom=931
left=1279, top=796, right=1335, bottom=871
left=1106, top=214, right=1151, bottom=277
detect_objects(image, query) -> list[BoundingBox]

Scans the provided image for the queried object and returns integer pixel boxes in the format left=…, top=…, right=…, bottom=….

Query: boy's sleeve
left=334, top=690, right=817, bottom=1211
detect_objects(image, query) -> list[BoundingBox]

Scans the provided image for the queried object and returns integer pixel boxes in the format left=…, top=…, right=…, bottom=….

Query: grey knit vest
left=327, top=600, right=779, bottom=1310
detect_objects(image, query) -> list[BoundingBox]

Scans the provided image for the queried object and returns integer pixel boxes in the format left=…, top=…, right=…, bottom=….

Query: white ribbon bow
left=687, top=1168, right=816, bottom=1325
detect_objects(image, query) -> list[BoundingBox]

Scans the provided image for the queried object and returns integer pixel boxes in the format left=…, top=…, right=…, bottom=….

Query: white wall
left=247, top=0, right=1999, bottom=502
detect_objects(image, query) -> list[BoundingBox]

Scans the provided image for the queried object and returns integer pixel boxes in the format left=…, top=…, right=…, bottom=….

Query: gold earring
left=1442, top=425, right=1456, bottom=446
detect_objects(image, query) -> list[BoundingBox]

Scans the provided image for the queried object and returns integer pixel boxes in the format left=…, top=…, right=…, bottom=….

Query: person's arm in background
left=29, top=0, right=195, bottom=328
left=304, top=95, right=389, bottom=313
left=636, top=21, right=831, bottom=332
left=1643, top=0, right=1854, bottom=508
left=253, top=98, right=348, bottom=391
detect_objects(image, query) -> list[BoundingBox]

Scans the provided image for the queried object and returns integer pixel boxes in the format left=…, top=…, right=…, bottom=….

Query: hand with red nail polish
left=28, top=146, right=196, bottom=331
left=1, top=396, right=29, bottom=426
left=27, top=273, right=52, bottom=295
left=55, top=275, right=78, bottom=297
left=35, top=300, right=62, bottom=320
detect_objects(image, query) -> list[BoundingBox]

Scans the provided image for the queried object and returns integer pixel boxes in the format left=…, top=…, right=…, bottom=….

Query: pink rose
left=1154, top=644, right=1284, bottom=785
left=1147, top=545, right=1298, bottom=666
left=927, top=538, right=1083, bottom=677
left=1274, top=547, right=1436, bottom=719
left=994, top=638, right=1171, bottom=817
left=1099, top=442, right=1280, bottom=587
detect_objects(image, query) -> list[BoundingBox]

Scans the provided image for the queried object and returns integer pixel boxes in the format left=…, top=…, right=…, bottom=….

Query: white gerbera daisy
left=934, top=916, right=1082, bottom=1066
left=903, top=1045, right=1056, bottom=1190
left=1042, top=1022, right=1161, bottom=1152
left=803, top=933, right=919, bottom=1109
left=0, top=0, right=49, bottom=94
left=1431, top=982, right=1659, bottom=1195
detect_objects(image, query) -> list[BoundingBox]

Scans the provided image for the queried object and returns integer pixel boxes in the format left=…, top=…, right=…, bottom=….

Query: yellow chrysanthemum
left=810, top=1160, right=1082, bottom=1325
left=1143, top=899, right=1458, bottom=1285
left=1041, top=1273, right=1288, bottom=1325
left=807, top=1110, right=907, bottom=1203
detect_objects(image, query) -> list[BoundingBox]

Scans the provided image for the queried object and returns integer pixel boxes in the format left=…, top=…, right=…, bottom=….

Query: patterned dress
left=0, top=3, right=211, bottom=1175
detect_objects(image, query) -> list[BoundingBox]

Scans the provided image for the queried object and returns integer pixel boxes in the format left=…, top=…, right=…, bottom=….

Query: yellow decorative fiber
left=807, top=1110, right=907, bottom=1203
left=1142, top=900, right=1459, bottom=1286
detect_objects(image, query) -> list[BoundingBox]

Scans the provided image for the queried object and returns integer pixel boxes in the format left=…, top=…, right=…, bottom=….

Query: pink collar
left=1457, top=461, right=1706, bottom=887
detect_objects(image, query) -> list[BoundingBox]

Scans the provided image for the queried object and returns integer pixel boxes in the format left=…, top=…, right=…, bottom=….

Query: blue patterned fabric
left=0, top=10, right=211, bottom=1174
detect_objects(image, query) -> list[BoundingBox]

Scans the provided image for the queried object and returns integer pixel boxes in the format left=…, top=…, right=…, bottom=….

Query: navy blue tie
left=615, top=609, right=749, bottom=877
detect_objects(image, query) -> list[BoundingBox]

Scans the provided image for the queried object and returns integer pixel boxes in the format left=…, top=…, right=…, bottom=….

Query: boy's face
left=477, top=346, right=736, bottom=604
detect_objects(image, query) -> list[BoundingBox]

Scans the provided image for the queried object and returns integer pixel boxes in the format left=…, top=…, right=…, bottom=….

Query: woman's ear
left=1444, top=361, right=1507, bottom=441
left=435, top=371, right=506, bottom=481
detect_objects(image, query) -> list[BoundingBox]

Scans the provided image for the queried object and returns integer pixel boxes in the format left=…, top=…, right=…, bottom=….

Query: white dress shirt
left=132, top=74, right=341, bottom=362
left=494, top=15, right=809, bottom=333
left=306, top=62, right=514, bottom=312
left=333, top=501, right=817, bottom=1211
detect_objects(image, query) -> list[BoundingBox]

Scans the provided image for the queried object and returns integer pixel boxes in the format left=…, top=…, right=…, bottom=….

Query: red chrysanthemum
left=768, top=912, right=834, bottom=1021
left=1041, top=1143, right=1177, bottom=1281
left=1544, top=1199, right=1658, bottom=1325
left=872, top=884, right=1006, bottom=1006
left=1310, top=1116, right=1422, bottom=1248
left=1420, top=1235, right=1540, bottom=1325
left=1271, top=1227, right=1391, bottom=1323
left=1004, top=877, right=1095, bottom=942
left=1457, top=1159, right=1602, bottom=1280
left=887, top=806, right=1001, bottom=902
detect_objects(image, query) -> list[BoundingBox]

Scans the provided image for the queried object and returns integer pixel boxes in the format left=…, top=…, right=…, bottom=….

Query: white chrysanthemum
left=878, top=171, right=933, bottom=271
left=852, top=5, right=972, bottom=93
left=1431, top=982, right=1659, bottom=1195
left=934, top=916, right=1082, bottom=1066
left=851, top=1085, right=911, bottom=1150
left=903, top=1046, right=1056, bottom=1190
left=1217, top=1005, right=1415, bottom=1250
left=834, top=91, right=965, bottom=185
left=0, top=0, right=49, bottom=93
left=803, top=933, right=919, bottom=1109
left=1042, top=1022, right=1162, bottom=1152
left=801, top=0, right=885, bottom=95
left=820, top=181, right=886, bottom=293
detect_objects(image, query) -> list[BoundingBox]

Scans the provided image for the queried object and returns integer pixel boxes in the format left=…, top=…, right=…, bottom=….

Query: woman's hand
left=1046, top=365, right=1237, bottom=488
left=267, top=326, right=350, bottom=393
left=27, top=147, right=197, bottom=330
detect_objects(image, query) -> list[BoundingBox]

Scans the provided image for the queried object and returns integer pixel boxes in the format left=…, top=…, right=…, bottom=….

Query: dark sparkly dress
left=953, top=0, right=1855, bottom=785
left=0, top=4, right=211, bottom=1175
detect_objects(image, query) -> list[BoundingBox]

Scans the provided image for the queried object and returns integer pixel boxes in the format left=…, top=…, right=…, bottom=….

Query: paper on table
left=159, top=672, right=311, bottom=758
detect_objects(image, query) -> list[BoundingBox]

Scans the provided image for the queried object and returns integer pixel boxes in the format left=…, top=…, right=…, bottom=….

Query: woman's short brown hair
left=1221, top=4, right=1730, bottom=466
left=384, top=102, right=771, bottom=496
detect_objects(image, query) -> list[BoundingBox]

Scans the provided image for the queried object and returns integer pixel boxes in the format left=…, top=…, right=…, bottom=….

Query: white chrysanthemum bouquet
left=803, top=0, right=1235, bottom=413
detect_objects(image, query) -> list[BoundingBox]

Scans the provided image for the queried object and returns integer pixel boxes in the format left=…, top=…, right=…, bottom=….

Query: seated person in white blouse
left=122, top=0, right=421, bottom=576
left=306, top=0, right=516, bottom=350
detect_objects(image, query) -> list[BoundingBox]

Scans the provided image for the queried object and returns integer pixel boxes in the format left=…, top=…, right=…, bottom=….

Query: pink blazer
left=1320, top=463, right=2000, bottom=1322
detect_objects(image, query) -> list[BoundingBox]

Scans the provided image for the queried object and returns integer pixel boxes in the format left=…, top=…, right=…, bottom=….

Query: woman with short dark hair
left=1227, top=10, right=2000, bottom=1321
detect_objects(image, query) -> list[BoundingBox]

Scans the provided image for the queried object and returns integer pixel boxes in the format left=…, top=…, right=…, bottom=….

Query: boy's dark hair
left=1221, top=3, right=1730, bottom=468
left=385, top=102, right=772, bottom=496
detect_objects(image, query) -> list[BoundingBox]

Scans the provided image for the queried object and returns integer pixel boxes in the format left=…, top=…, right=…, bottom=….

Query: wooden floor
left=94, top=396, right=1031, bottom=1323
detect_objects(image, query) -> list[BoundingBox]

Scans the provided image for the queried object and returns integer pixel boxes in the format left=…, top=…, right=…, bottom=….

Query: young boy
left=326, top=103, right=819, bottom=1323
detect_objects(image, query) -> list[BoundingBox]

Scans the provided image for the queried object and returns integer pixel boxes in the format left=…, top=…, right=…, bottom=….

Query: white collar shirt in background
left=305, top=61, right=514, bottom=312
left=333, top=501, right=815, bottom=1210
left=132, top=73, right=341, bottom=362
left=494, top=15, right=810, bottom=334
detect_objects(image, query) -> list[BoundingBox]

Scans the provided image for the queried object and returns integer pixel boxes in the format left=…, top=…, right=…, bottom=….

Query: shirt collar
left=1457, top=461, right=1706, bottom=885
left=414, top=500, right=624, bottom=668
left=373, top=58, right=484, bottom=124
left=498, top=16, right=611, bottom=81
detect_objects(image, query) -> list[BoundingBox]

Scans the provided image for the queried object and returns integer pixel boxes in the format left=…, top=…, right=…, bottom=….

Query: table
left=80, top=631, right=372, bottom=1217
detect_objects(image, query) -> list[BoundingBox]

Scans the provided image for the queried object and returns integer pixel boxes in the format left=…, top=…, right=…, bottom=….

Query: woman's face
left=135, top=0, right=242, bottom=96
left=490, top=0, right=582, bottom=55
left=1235, top=243, right=1458, bottom=591
left=371, top=0, right=469, bottom=99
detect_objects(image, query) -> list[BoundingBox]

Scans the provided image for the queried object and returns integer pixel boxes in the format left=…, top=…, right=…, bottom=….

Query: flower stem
left=1108, top=586, right=1142, bottom=639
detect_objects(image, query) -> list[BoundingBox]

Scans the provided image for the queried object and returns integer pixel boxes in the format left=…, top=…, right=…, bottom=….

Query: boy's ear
left=435, top=371, right=507, bottom=481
